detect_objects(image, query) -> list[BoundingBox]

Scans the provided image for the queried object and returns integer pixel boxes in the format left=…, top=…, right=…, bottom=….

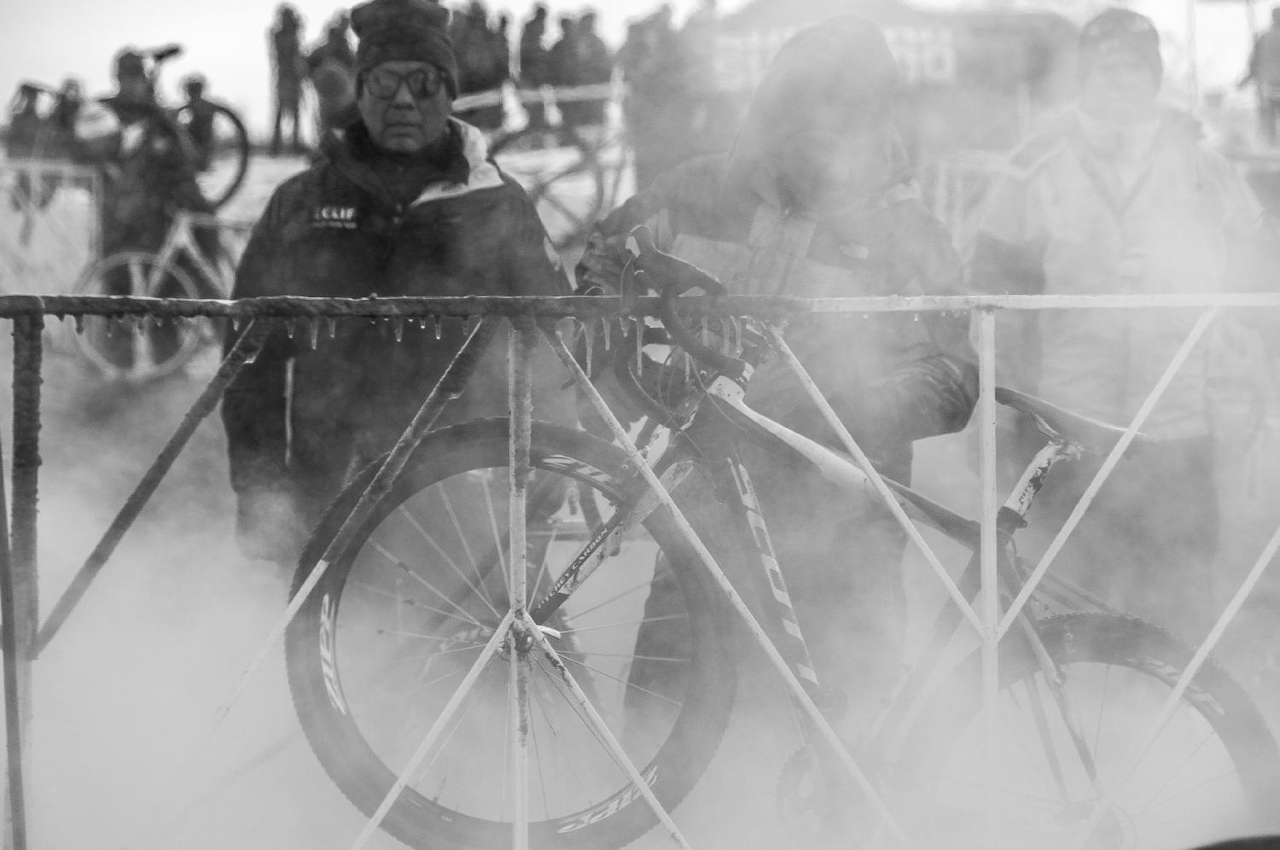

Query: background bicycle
left=70, top=209, right=253, bottom=383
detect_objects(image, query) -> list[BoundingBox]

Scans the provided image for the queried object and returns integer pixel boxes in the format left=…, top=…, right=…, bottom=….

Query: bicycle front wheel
left=285, top=419, right=735, bottom=850
left=175, top=100, right=250, bottom=209
left=72, top=251, right=205, bottom=383
left=895, top=613, right=1280, bottom=850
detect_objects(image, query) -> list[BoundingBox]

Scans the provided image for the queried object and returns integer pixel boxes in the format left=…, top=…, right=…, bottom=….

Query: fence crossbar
left=0, top=292, right=1275, bottom=322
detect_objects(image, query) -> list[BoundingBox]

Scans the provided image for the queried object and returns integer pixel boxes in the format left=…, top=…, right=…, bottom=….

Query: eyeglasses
left=364, top=66, right=446, bottom=100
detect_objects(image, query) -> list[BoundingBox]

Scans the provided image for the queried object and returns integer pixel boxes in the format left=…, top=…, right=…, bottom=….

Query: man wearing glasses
left=223, top=0, right=573, bottom=566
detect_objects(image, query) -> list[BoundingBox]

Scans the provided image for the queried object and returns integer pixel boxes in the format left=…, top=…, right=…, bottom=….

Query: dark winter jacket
left=577, top=145, right=978, bottom=482
left=222, top=118, right=573, bottom=553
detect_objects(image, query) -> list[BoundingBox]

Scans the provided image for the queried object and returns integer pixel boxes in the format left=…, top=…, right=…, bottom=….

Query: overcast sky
left=0, top=0, right=1257, bottom=137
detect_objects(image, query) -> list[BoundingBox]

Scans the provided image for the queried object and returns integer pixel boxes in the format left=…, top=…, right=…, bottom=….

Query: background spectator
left=269, top=3, right=307, bottom=155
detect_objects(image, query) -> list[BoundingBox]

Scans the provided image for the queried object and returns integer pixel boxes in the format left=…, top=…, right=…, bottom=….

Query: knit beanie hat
left=1079, top=8, right=1163, bottom=83
left=350, top=0, right=459, bottom=98
left=746, top=17, right=900, bottom=134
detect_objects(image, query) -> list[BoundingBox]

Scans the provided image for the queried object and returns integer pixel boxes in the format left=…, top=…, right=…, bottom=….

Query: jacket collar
left=321, top=118, right=505, bottom=207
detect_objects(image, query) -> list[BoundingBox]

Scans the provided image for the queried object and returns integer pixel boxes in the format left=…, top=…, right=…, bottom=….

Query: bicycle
left=70, top=209, right=252, bottom=382
left=472, top=83, right=625, bottom=254
left=280, top=231, right=1280, bottom=850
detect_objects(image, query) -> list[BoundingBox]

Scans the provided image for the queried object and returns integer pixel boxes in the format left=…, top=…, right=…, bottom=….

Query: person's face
left=1080, top=50, right=1159, bottom=124
left=357, top=60, right=451, bottom=154
left=766, top=117, right=891, bottom=209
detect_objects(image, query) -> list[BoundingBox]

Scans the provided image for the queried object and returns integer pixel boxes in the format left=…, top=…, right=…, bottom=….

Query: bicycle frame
left=536, top=321, right=1131, bottom=828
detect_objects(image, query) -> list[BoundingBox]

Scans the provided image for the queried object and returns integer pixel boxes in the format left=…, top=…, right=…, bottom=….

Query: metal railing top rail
left=0, top=292, right=1278, bottom=321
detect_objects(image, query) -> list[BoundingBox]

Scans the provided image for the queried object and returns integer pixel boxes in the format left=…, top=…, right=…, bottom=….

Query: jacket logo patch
left=311, top=205, right=359, bottom=229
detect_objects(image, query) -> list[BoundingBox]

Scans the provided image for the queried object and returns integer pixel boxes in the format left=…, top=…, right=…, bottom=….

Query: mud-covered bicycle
left=281, top=232, right=1280, bottom=850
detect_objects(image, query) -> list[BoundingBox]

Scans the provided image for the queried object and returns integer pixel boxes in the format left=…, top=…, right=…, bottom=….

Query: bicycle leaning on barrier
left=274, top=229, right=1280, bottom=850
left=70, top=209, right=252, bottom=383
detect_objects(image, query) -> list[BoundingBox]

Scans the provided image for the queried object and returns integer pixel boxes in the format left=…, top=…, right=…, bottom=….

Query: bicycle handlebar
left=626, top=227, right=750, bottom=383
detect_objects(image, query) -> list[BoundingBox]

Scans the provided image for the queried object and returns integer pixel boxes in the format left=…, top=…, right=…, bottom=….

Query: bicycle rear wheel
left=175, top=100, right=250, bottom=210
left=72, top=250, right=205, bottom=383
left=895, top=613, right=1280, bottom=850
left=285, top=419, right=735, bottom=850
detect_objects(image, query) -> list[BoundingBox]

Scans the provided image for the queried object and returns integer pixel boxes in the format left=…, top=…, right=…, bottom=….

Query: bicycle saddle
left=995, top=387, right=1154, bottom=454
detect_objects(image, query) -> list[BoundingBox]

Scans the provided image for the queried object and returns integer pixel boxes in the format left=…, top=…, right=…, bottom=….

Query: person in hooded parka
left=576, top=17, right=979, bottom=729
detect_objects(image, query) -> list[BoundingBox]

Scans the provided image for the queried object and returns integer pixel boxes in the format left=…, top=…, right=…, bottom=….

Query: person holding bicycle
left=969, top=8, right=1276, bottom=643
left=577, top=17, right=979, bottom=730
left=222, top=0, right=575, bottom=566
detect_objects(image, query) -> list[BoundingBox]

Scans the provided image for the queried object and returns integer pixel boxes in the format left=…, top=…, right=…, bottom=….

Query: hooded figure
left=577, top=17, right=978, bottom=729
left=222, top=0, right=573, bottom=566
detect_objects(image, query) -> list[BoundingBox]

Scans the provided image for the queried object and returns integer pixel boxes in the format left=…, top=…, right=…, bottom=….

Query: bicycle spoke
left=565, top=580, right=655, bottom=622
left=1091, top=663, right=1112, bottom=763
left=559, top=613, right=687, bottom=636
left=480, top=472, right=512, bottom=599
left=396, top=505, right=501, bottom=621
left=530, top=522, right=560, bottom=604
left=348, top=579, right=477, bottom=627
left=369, top=540, right=489, bottom=629
left=561, top=655, right=682, bottom=710
left=558, top=650, right=689, bottom=664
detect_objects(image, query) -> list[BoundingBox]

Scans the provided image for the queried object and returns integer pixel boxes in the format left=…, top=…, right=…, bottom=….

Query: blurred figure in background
left=970, top=8, right=1274, bottom=643
left=307, top=13, right=359, bottom=139
left=270, top=3, right=307, bottom=155
left=518, top=4, right=550, bottom=132
left=619, top=5, right=693, bottom=190
left=1239, top=8, right=1280, bottom=146
left=572, top=11, right=613, bottom=131
left=180, top=74, right=218, bottom=169
left=680, top=0, right=736, bottom=160
left=547, top=14, right=579, bottom=133
left=453, top=1, right=507, bottom=131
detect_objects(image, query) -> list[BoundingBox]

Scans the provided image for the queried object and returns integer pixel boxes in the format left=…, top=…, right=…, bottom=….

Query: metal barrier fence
left=1, top=292, right=1278, bottom=849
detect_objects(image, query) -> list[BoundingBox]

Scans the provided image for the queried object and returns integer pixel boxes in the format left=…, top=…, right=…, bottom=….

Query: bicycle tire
left=285, top=419, right=735, bottom=850
left=490, top=125, right=606, bottom=252
left=894, top=613, right=1280, bottom=849
left=175, top=99, right=250, bottom=210
left=71, top=250, right=205, bottom=383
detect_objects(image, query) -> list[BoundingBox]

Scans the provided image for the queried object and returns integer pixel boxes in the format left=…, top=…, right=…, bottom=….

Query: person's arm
left=862, top=205, right=979, bottom=444
left=574, top=166, right=682, bottom=296
left=220, top=185, right=302, bottom=557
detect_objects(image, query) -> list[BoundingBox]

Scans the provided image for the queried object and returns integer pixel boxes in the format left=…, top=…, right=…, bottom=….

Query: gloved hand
left=574, top=230, right=631, bottom=298
left=235, top=487, right=307, bottom=567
